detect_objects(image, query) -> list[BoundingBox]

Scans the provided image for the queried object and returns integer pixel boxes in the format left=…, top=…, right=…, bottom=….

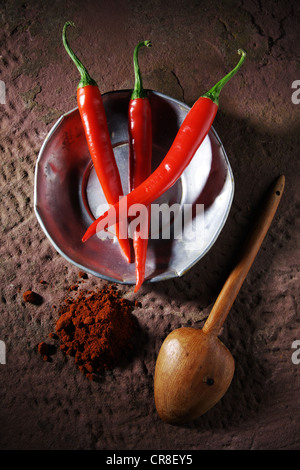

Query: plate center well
left=82, top=142, right=183, bottom=238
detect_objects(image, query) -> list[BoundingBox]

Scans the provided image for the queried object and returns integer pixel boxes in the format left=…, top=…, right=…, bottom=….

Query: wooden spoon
left=154, top=175, right=285, bottom=424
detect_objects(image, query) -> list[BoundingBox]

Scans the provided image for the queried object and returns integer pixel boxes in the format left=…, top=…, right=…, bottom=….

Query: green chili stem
left=202, top=49, right=246, bottom=105
left=131, top=40, right=152, bottom=100
left=62, top=21, right=97, bottom=88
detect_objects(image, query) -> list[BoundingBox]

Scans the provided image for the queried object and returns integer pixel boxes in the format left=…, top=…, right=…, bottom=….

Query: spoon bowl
left=154, top=327, right=234, bottom=423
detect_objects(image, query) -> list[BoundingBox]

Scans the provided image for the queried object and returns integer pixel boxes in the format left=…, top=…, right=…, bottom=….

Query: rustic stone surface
left=0, top=0, right=299, bottom=450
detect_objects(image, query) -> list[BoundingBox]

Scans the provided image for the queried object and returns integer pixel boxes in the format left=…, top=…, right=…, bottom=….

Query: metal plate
left=34, top=90, right=234, bottom=284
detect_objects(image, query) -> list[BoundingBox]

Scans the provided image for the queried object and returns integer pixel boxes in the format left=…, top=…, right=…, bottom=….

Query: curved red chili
left=63, top=21, right=131, bottom=263
left=128, top=40, right=152, bottom=292
left=82, top=49, right=246, bottom=243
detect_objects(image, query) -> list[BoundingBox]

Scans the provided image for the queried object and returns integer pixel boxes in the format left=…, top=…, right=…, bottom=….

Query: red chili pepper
left=62, top=22, right=131, bottom=263
left=82, top=49, right=246, bottom=243
left=128, top=40, right=152, bottom=292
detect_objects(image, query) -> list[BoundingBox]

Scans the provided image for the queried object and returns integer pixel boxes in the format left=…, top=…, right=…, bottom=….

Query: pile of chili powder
left=54, top=284, right=137, bottom=380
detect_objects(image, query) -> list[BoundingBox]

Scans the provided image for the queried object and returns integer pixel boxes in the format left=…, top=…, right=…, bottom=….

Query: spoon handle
left=203, top=175, right=285, bottom=336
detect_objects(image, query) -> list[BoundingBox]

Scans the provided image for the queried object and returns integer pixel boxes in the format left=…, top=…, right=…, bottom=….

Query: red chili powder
left=55, top=284, right=137, bottom=380
left=23, top=290, right=43, bottom=305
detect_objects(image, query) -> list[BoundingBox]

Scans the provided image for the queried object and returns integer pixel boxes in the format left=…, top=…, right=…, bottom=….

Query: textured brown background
left=0, top=0, right=299, bottom=450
